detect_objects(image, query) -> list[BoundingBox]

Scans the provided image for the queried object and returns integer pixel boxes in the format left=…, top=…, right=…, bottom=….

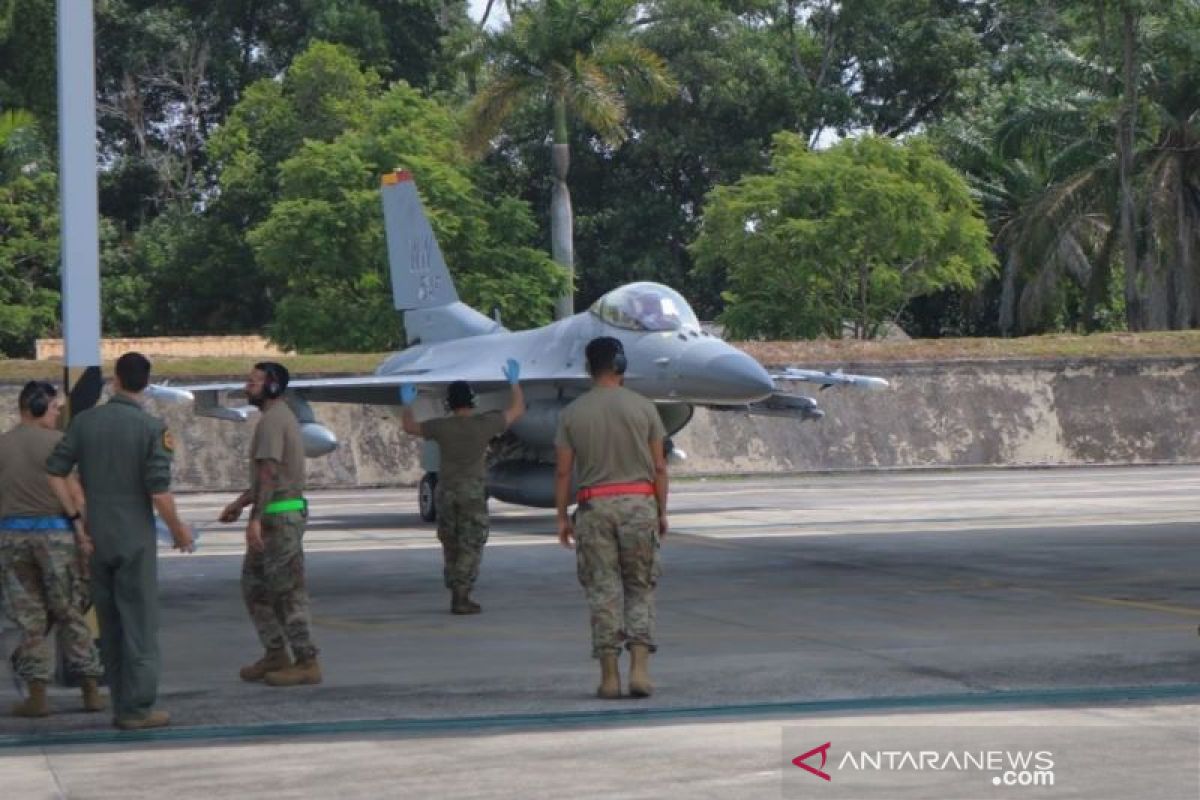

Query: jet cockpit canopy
left=590, top=282, right=701, bottom=332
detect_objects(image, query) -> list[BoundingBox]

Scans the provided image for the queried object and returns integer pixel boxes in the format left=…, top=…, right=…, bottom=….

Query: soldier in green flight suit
left=46, top=352, right=194, bottom=731
left=400, top=359, right=524, bottom=614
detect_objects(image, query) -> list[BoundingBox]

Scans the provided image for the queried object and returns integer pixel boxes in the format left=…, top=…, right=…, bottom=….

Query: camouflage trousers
left=435, top=479, right=489, bottom=592
left=574, top=495, right=662, bottom=659
left=241, top=512, right=318, bottom=660
left=0, top=532, right=102, bottom=682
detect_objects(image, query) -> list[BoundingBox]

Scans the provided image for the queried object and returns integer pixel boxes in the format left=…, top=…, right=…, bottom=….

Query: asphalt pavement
left=2, top=466, right=1199, bottom=798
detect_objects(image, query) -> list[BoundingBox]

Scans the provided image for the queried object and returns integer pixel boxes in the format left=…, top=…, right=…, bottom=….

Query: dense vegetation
left=0, top=0, right=1196, bottom=355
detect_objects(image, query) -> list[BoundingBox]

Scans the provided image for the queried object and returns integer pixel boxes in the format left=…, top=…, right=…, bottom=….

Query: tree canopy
left=0, top=0, right=1198, bottom=356
left=693, top=133, right=996, bottom=339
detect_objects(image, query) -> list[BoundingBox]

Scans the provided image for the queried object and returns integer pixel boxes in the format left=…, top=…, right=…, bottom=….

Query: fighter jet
left=159, top=171, right=887, bottom=520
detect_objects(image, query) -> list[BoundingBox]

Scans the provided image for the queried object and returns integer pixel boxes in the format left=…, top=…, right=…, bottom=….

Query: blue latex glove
left=502, top=358, right=520, bottom=385
left=399, top=384, right=418, bottom=405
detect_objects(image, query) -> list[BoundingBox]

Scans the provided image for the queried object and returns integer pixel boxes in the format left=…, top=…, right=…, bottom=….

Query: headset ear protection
left=257, top=363, right=287, bottom=400
left=585, top=338, right=628, bottom=376
left=27, top=384, right=49, bottom=418
left=612, top=339, right=627, bottom=375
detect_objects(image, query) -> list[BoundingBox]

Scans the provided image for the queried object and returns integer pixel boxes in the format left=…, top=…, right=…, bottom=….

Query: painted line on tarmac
left=1073, top=594, right=1200, bottom=618
left=3, top=683, right=1200, bottom=750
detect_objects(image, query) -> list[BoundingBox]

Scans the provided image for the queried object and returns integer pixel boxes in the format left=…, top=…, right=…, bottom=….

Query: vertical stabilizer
left=381, top=170, right=459, bottom=310
left=380, top=170, right=501, bottom=344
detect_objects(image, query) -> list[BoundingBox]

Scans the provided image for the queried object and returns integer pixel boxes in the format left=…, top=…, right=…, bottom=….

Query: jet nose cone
left=703, top=352, right=774, bottom=402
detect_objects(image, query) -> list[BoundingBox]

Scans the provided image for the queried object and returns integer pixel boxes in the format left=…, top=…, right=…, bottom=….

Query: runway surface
left=2, top=466, right=1198, bottom=798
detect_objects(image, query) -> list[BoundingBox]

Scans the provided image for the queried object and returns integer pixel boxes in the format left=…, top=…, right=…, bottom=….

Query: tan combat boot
left=628, top=644, right=653, bottom=698
left=450, top=588, right=481, bottom=615
left=81, top=677, right=106, bottom=712
left=11, top=681, right=49, bottom=717
left=239, top=648, right=291, bottom=682
left=596, top=653, right=621, bottom=699
left=115, top=709, right=170, bottom=730
left=264, top=656, right=322, bottom=687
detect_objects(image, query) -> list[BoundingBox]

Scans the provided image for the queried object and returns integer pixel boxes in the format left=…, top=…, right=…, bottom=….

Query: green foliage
left=237, top=57, right=563, bottom=351
left=465, top=0, right=677, bottom=150
left=0, top=169, right=59, bottom=356
left=693, top=132, right=996, bottom=339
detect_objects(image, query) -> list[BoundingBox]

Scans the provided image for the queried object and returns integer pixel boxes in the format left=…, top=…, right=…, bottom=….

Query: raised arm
left=502, top=359, right=525, bottom=426
left=399, top=384, right=423, bottom=437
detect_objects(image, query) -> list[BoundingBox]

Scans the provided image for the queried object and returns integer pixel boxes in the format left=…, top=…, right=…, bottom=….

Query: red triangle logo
left=792, top=742, right=832, bottom=782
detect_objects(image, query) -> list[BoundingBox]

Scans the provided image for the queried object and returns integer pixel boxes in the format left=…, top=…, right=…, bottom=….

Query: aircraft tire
left=419, top=472, right=438, bottom=522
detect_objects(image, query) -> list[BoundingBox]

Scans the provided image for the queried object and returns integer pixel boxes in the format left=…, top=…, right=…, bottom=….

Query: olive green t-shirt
left=0, top=424, right=66, bottom=517
left=250, top=401, right=306, bottom=500
left=554, top=386, right=665, bottom=489
left=421, top=411, right=506, bottom=485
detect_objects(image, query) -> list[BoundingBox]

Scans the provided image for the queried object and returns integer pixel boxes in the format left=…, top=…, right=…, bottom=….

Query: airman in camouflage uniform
left=400, top=360, right=525, bottom=614
left=556, top=337, right=669, bottom=699
left=47, top=353, right=195, bottom=730
left=220, top=362, right=321, bottom=687
left=0, top=381, right=104, bottom=717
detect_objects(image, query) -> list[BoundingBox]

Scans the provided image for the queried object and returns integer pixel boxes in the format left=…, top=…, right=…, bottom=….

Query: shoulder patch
left=162, top=429, right=176, bottom=452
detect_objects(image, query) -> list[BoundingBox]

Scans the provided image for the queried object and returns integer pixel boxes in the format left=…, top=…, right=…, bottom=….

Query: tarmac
left=1, top=466, right=1199, bottom=798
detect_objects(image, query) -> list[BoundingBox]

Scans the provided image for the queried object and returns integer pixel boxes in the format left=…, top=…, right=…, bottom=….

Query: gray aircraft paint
left=161, top=171, right=885, bottom=510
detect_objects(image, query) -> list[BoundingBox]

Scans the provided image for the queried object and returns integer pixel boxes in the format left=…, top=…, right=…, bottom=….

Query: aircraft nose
left=701, top=351, right=775, bottom=402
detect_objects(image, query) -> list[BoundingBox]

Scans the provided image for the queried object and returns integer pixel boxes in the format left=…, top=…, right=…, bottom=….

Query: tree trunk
left=1143, top=245, right=1169, bottom=328
left=1173, top=160, right=1196, bottom=328
left=1083, top=223, right=1118, bottom=331
left=1118, top=3, right=1141, bottom=330
left=550, top=99, right=574, bottom=320
left=998, top=251, right=1018, bottom=336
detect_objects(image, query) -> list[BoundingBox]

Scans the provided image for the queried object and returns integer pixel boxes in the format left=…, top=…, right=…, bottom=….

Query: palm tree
left=0, top=109, right=40, bottom=182
left=464, top=0, right=676, bottom=318
left=1130, top=8, right=1200, bottom=329
left=943, top=90, right=1117, bottom=335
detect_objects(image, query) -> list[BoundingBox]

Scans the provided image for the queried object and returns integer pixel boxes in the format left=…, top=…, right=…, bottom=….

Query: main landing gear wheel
left=419, top=472, right=438, bottom=522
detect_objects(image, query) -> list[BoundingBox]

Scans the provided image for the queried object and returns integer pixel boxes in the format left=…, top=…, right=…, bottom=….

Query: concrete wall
left=2, top=357, right=1197, bottom=492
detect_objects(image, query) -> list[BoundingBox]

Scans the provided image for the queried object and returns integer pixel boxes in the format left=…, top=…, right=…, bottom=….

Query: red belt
left=577, top=481, right=655, bottom=503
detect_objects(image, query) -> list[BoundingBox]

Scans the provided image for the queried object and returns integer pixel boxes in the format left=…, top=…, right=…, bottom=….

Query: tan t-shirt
left=0, top=424, right=67, bottom=518
left=250, top=402, right=306, bottom=500
left=421, top=411, right=506, bottom=485
left=555, top=386, right=665, bottom=489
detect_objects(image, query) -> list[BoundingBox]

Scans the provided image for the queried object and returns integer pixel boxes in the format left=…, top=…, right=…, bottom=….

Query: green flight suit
left=46, top=393, right=175, bottom=722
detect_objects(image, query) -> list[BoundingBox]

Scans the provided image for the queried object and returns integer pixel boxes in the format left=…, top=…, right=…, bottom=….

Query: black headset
left=586, top=337, right=627, bottom=376
left=20, top=381, right=55, bottom=418
left=612, top=339, right=627, bottom=375
left=256, top=362, right=288, bottom=400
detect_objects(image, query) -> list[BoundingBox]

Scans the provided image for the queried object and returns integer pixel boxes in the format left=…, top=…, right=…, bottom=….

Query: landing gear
left=419, top=472, right=438, bottom=522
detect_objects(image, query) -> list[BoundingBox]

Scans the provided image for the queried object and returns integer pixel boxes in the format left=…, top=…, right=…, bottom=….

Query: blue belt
left=0, top=515, right=72, bottom=532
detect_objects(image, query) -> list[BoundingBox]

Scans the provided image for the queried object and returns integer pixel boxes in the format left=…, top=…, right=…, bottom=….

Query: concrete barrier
left=2, top=357, right=1197, bottom=492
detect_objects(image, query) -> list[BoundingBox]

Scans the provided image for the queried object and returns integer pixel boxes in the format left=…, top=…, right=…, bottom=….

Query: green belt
left=264, top=498, right=306, bottom=515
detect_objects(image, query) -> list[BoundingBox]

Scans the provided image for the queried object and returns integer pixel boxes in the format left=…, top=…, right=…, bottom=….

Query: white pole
left=56, top=0, right=103, bottom=411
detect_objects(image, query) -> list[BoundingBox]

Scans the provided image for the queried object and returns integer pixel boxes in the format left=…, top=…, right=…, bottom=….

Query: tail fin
left=381, top=170, right=500, bottom=344
left=381, top=170, right=458, bottom=310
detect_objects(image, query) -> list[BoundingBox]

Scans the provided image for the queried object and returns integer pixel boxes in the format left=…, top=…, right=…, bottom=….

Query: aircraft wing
left=152, top=367, right=593, bottom=411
